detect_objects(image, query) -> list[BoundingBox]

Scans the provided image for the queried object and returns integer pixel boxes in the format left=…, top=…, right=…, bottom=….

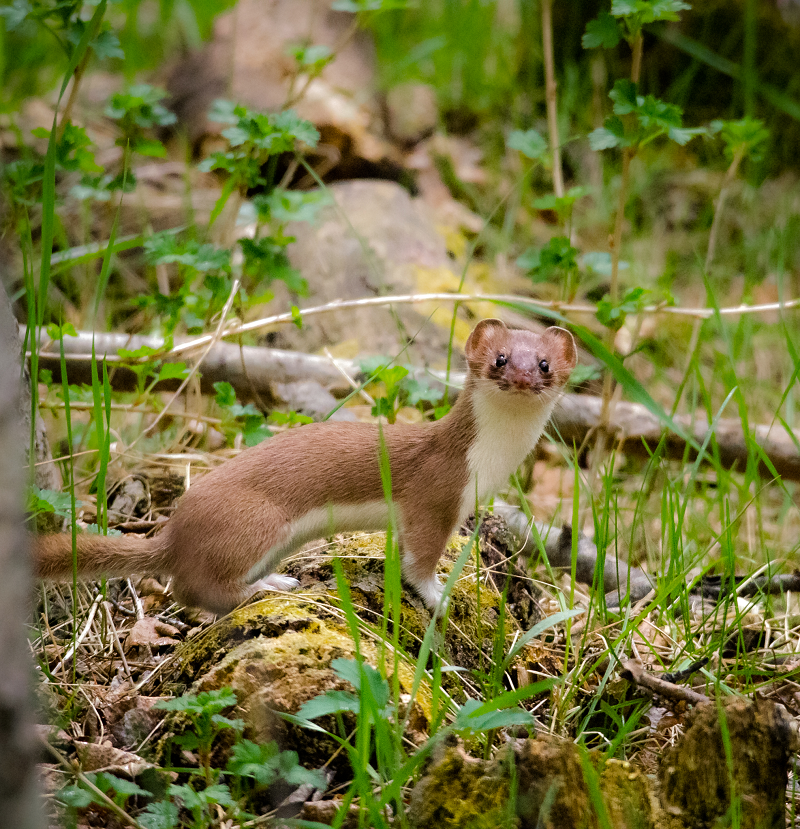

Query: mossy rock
left=161, top=595, right=430, bottom=776
left=410, top=735, right=661, bottom=829
left=281, top=531, right=533, bottom=678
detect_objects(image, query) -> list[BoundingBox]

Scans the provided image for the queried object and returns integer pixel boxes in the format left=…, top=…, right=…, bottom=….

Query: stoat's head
left=465, top=318, right=577, bottom=401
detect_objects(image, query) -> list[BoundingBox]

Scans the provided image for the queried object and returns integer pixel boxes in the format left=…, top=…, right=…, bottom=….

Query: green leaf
left=452, top=698, right=535, bottom=733
left=402, top=375, right=441, bottom=407
left=156, top=362, right=190, bottom=382
left=254, top=187, right=330, bottom=224
left=27, top=486, right=81, bottom=519
left=609, top=79, right=639, bottom=115
left=207, top=99, right=239, bottom=125
left=0, top=0, right=33, bottom=30
left=331, top=658, right=390, bottom=708
left=297, top=690, right=361, bottom=719
left=583, top=12, right=621, bottom=49
left=132, top=137, right=167, bottom=158
left=118, top=344, right=161, bottom=361
left=155, top=687, right=238, bottom=715
left=289, top=43, right=333, bottom=70
left=169, top=782, right=235, bottom=808
left=507, top=128, right=548, bottom=161
left=173, top=732, right=201, bottom=751
left=516, top=248, right=541, bottom=272
left=46, top=321, right=77, bottom=339
left=56, top=785, right=97, bottom=809
left=581, top=251, right=628, bottom=276
left=269, top=410, right=313, bottom=427
left=211, top=713, right=245, bottom=732
left=714, top=117, right=770, bottom=162
left=91, top=28, right=124, bottom=60
left=139, top=800, right=180, bottom=829
left=227, top=740, right=280, bottom=784
left=589, top=124, right=624, bottom=151
left=144, top=233, right=231, bottom=273
left=612, top=0, right=689, bottom=23
left=238, top=236, right=309, bottom=294
left=216, top=380, right=242, bottom=408
left=92, top=772, right=148, bottom=799
left=518, top=236, right=578, bottom=281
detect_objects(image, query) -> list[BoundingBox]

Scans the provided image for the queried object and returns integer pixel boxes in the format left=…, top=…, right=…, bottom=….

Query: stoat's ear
left=465, top=318, right=507, bottom=363
left=543, top=326, right=578, bottom=371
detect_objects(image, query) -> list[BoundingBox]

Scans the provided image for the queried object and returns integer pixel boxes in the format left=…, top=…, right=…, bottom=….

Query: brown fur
left=32, top=320, right=576, bottom=614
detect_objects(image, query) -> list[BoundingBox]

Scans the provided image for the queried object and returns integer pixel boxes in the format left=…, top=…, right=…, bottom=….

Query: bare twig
left=39, top=738, right=146, bottom=829
left=705, top=147, right=745, bottom=273
left=541, top=0, right=564, bottom=199
left=47, top=591, right=103, bottom=679
left=620, top=658, right=710, bottom=706
left=25, top=293, right=800, bottom=369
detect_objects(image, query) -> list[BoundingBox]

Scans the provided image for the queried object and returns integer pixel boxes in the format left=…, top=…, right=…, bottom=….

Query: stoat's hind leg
left=170, top=579, right=254, bottom=615
left=172, top=574, right=299, bottom=615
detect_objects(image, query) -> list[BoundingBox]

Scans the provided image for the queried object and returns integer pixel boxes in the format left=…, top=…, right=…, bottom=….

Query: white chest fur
left=459, top=384, right=555, bottom=518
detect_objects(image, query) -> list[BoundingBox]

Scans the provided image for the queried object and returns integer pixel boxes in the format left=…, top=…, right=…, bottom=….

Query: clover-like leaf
left=583, top=12, right=622, bottom=49
left=507, top=128, right=548, bottom=161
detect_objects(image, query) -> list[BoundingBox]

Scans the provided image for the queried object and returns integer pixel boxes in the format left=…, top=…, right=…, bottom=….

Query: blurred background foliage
left=3, top=0, right=800, bottom=173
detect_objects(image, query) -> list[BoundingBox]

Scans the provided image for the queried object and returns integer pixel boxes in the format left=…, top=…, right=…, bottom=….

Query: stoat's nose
left=507, top=364, right=541, bottom=392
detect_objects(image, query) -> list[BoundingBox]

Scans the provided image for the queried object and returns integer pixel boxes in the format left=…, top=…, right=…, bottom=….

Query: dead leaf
left=125, top=617, right=181, bottom=651
left=74, top=740, right=154, bottom=777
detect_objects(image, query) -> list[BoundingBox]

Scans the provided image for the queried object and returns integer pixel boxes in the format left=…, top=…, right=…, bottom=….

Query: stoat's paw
left=253, top=574, right=300, bottom=593
left=415, top=575, right=449, bottom=613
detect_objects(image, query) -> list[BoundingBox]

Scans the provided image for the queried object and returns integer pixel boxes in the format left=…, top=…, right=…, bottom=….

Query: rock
left=163, top=0, right=397, bottom=179
left=659, top=697, right=799, bottom=829
left=269, top=179, right=470, bottom=361
left=383, top=83, right=439, bottom=147
left=165, top=597, right=427, bottom=777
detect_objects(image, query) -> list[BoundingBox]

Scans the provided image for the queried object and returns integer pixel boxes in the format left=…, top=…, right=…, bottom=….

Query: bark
left=0, top=291, right=43, bottom=827
left=3, top=302, right=61, bottom=496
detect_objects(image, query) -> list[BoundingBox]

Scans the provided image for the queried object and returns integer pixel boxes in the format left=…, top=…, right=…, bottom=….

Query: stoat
left=33, top=319, right=576, bottom=613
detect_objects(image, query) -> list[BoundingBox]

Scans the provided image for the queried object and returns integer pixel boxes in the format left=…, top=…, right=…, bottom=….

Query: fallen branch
left=26, top=327, right=800, bottom=481
left=27, top=326, right=354, bottom=394
left=552, top=394, right=800, bottom=481
left=620, top=658, right=710, bottom=706
left=492, top=500, right=654, bottom=608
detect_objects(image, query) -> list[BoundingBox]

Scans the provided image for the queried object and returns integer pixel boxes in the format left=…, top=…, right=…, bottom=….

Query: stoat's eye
left=539, top=359, right=550, bottom=373
left=495, top=354, right=507, bottom=368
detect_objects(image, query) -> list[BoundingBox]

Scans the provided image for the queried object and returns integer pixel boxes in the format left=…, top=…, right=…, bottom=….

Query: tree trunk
left=0, top=285, right=44, bottom=828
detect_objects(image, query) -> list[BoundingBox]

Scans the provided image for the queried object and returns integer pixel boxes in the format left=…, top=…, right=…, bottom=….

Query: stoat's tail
left=32, top=532, right=170, bottom=580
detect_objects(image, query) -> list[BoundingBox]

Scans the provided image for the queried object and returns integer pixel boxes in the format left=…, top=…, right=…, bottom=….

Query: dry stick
left=162, top=292, right=800, bottom=359
left=285, top=16, right=360, bottom=109
left=102, top=601, right=134, bottom=683
left=593, top=32, right=644, bottom=497
left=620, top=658, right=710, bottom=706
left=541, top=0, right=564, bottom=199
left=47, top=591, right=103, bottom=680
left=323, top=346, right=374, bottom=406
left=675, top=147, right=749, bottom=413
left=126, top=580, right=145, bottom=622
left=26, top=292, right=800, bottom=371
left=705, top=147, right=746, bottom=274
left=40, top=738, right=146, bottom=829
left=128, top=277, right=241, bottom=449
